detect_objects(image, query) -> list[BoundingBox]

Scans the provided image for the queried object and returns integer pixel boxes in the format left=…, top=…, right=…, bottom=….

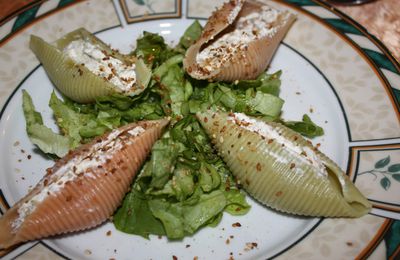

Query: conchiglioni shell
left=30, top=28, right=152, bottom=103
left=184, top=0, right=295, bottom=81
left=197, top=110, right=371, bottom=217
left=0, top=118, right=169, bottom=249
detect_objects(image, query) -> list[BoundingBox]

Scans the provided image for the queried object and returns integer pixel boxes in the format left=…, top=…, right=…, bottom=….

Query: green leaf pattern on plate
left=359, top=156, right=400, bottom=191
left=375, top=156, right=390, bottom=168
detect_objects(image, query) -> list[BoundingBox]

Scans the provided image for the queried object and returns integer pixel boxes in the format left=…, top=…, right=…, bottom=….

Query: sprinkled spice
left=232, top=222, right=242, bottom=227
left=220, top=125, right=227, bottom=133
left=196, top=5, right=286, bottom=72
left=64, top=39, right=137, bottom=92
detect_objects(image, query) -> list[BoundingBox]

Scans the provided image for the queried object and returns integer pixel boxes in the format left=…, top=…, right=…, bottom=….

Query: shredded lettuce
left=113, top=116, right=250, bottom=239
left=188, top=81, right=283, bottom=121
left=133, top=31, right=179, bottom=68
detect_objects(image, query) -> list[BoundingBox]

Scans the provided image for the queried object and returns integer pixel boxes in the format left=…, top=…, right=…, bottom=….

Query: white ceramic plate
left=0, top=0, right=399, bottom=259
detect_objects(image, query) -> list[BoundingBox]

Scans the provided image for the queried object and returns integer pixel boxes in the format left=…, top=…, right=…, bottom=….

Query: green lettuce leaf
left=22, top=90, right=71, bottom=157
left=248, top=91, right=284, bottom=118
left=177, top=20, right=203, bottom=50
left=49, top=92, right=92, bottom=147
left=49, top=93, right=122, bottom=141
left=171, top=164, right=195, bottom=201
left=153, top=56, right=192, bottom=118
left=256, top=70, right=282, bottom=96
left=133, top=32, right=178, bottom=68
left=234, top=70, right=281, bottom=97
left=148, top=190, right=227, bottom=239
left=113, top=189, right=166, bottom=238
left=283, top=114, right=324, bottom=138
left=149, top=138, right=184, bottom=189
left=148, top=199, right=185, bottom=239
left=224, top=189, right=251, bottom=216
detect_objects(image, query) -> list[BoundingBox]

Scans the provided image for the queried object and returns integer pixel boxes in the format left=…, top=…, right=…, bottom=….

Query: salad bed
left=23, top=21, right=323, bottom=239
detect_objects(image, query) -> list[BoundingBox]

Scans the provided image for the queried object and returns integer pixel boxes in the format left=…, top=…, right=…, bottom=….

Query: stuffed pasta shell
left=30, top=28, right=152, bottom=103
left=184, top=0, right=295, bottom=81
left=197, top=110, right=371, bottom=217
left=0, top=118, right=169, bottom=249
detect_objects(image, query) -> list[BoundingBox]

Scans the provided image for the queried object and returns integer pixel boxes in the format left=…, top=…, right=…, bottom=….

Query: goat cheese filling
left=64, top=39, right=136, bottom=92
left=228, top=112, right=328, bottom=178
left=12, top=126, right=145, bottom=231
left=196, top=6, right=287, bottom=72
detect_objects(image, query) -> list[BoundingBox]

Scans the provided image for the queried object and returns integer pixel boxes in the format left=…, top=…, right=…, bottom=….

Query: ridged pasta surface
left=183, top=0, right=295, bottom=81
left=0, top=118, right=169, bottom=249
left=30, top=28, right=151, bottom=103
left=197, top=110, right=371, bottom=218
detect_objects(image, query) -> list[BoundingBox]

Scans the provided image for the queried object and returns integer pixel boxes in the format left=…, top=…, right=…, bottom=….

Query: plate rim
left=0, top=0, right=399, bottom=259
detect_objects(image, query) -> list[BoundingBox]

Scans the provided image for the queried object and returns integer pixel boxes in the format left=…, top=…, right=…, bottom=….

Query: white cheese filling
left=227, top=1, right=243, bottom=24
left=12, top=126, right=145, bottom=231
left=196, top=6, right=286, bottom=72
left=228, top=112, right=327, bottom=177
left=127, top=126, right=145, bottom=136
left=64, top=39, right=136, bottom=92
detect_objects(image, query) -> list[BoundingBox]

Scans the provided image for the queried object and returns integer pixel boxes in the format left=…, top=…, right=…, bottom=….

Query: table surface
left=333, top=0, right=400, bottom=62
left=0, top=0, right=399, bottom=62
